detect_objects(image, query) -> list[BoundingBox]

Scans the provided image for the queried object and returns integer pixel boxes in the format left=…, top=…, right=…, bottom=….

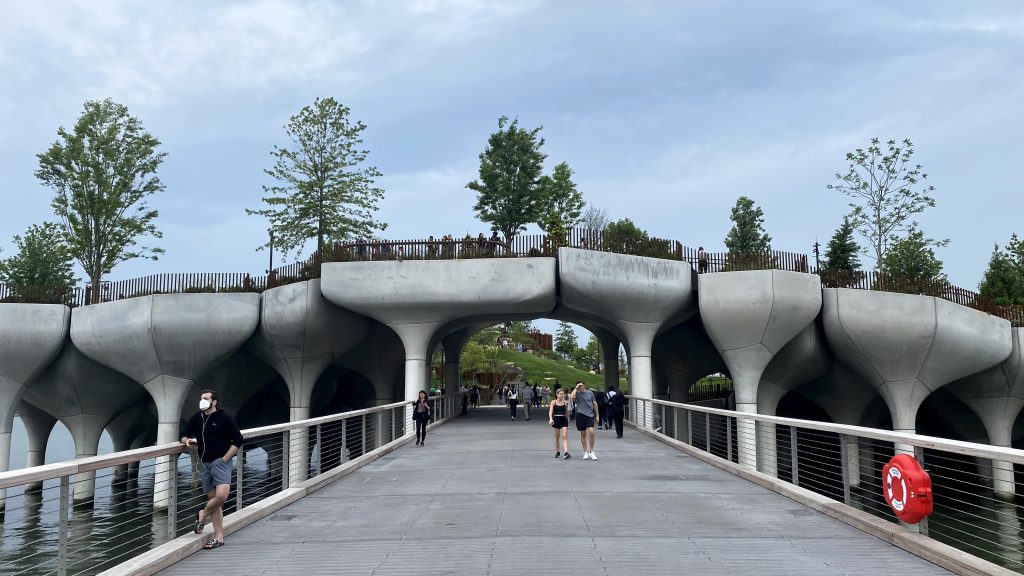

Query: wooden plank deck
left=159, top=407, right=950, bottom=575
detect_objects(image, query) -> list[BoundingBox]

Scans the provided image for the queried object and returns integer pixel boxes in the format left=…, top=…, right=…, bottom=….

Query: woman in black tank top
left=548, top=389, right=570, bottom=458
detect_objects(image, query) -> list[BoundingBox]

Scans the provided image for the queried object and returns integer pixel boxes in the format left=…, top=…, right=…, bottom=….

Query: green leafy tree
left=880, top=229, right=947, bottom=295
left=724, top=196, right=771, bottom=252
left=0, top=223, right=78, bottom=303
left=35, top=98, right=166, bottom=303
left=504, top=321, right=535, bottom=348
left=460, top=340, right=499, bottom=381
left=467, top=116, right=547, bottom=243
left=537, top=162, right=584, bottom=233
left=828, top=138, right=947, bottom=267
left=723, top=196, right=772, bottom=270
left=554, top=321, right=578, bottom=361
left=979, top=234, right=1024, bottom=305
left=572, top=335, right=601, bottom=372
left=248, top=97, right=387, bottom=260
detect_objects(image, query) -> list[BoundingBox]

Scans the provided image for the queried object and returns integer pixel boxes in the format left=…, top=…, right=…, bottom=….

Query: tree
left=580, top=203, right=609, bottom=232
left=0, top=223, right=78, bottom=304
left=460, top=340, right=499, bottom=381
left=248, top=97, right=386, bottom=260
left=572, top=335, right=601, bottom=372
left=35, top=98, right=166, bottom=303
left=467, top=116, right=547, bottom=243
left=724, top=196, right=771, bottom=253
left=554, top=321, right=578, bottom=361
left=880, top=229, right=947, bottom=294
left=537, top=162, right=584, bottom=234
left=979, top=234, right=1024, bottom=305
left=820, top=217, right=864, bottom=287
left=823, top=217, right=861, bottom=271
left=828, top=138, right=946, bottom=267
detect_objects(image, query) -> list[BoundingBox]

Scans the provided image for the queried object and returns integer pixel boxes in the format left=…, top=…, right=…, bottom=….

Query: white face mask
left=199, top=398, right=212, bottom=411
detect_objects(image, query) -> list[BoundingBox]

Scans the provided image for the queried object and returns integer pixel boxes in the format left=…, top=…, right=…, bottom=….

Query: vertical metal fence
left=628, top=397, right=1024, bottom=573
left=0, top=394, right=461, bottom=576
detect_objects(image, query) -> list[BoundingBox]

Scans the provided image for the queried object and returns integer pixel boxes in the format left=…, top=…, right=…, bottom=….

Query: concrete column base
left=735, top=402, right=758, bottom=469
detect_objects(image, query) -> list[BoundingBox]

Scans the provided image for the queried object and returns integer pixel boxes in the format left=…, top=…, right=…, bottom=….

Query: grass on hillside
left=495, top=349, right=628, bottom=392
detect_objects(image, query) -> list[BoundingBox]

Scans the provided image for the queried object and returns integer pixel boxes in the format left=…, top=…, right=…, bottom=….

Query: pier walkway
left=158, top=408, right=950, bottom=575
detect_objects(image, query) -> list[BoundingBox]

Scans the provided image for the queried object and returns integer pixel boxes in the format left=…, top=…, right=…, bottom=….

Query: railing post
left=281, top=431, right=291, bottom=491
left=315, top=424, right=322, bottom=476
left=839, top=434, right=851, bottom=505
left=914, top=445, right=929, bottom=536
left=362, top=414, right=367, bottom=456
left=235, top=450, right=244, bottom=511
left=727, top=416, right=733, bottom=463
left=168, top=452, right=179, bottom=540
left=341, top=418, right=348, bottom=463
left=58, top=475, right=69, bottom=576
left=705, top=413, right=711, bottom=453
left=687, top=408, right=693, bottom=445
left=790, top=427, right=799, bottom=487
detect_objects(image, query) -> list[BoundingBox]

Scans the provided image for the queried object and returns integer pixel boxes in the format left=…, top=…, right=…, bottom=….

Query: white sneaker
left=589, top=452, right=597, bottom=460
left=582, top=452, right=591, bottom=460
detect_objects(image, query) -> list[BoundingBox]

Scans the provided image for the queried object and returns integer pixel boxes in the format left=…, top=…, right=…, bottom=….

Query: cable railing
left=628, top=397, right=1024, bottom=574
left=1, top=227, right=1020, bottom=325
left=0, top=393, right=462, bottom=576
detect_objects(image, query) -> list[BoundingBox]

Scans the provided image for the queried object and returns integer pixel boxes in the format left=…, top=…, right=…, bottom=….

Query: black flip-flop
left=203, top=539, right=224, bottom=550
left=193, top=511, right=205, bottom=534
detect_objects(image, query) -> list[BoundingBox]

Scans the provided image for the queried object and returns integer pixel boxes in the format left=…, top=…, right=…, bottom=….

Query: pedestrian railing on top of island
left=0, top=228, right=1020, bottom=325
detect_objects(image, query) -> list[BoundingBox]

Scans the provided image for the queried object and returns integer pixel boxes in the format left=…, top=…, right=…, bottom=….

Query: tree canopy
left=554, top=321, right=578, bottom=361
left=979, top=234, right=1024, bottom=305
left=880, top=229, right=947, bottom=293
left=537, top=161, right=584, bottom=234
left=35, top=98, right=165, bottom=303
left=248, top=97, right=387, bottom=260
left=468, top=116, right=547, bottom=242
left=828, top=138, right=946, bottom=267
left=0, top=223, right=77, bottom=304
left=724, top=196, right=771, bottom=253
left=824, top=217, right=861, bottom=271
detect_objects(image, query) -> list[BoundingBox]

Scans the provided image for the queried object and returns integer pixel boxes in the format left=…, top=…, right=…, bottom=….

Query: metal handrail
left=641, top=397, right=1024, bottom=465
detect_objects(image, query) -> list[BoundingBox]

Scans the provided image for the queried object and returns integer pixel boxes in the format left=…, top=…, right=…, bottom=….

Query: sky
left=1, top=0, right=1023, bottom=343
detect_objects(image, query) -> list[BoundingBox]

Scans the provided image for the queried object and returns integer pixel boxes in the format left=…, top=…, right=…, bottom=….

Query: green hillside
left=495, top=349, right=628, bottom=392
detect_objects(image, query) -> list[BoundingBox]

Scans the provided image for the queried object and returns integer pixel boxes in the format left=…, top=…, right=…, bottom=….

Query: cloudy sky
left=1, top=0, right=1022, bottom=297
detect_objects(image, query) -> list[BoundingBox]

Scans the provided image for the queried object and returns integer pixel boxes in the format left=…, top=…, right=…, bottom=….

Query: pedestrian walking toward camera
left=549, top=388, right=571, bottom=458
left=412, top=390, right=432, bottom=445
left=470, top=385, right=480, bottom=408
left=181, top=389, right=243, bottom=550
left=607, top=386, right=626, bottom=438
left=521, top=383, right=533, bottom=420
left=533, top=383, right=540, bottom=408
left=595, top=388, right=608, bottom=430
left=570, top=382, right=600, bottom=460
left=508, top=386, right=519, bottom=420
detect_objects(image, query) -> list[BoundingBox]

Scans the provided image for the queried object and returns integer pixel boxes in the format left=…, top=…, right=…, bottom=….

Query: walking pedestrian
left=595, top=388, right=608, bottom=430
left=181, top=389, right=243, bottom=550
left=532, top=383, right=540, bottom=408
left=570, top=381, right=600, bottom=460
left=412, top=390, right=432, bottom=445
left=607, top=386, right=626, bottom=438
left=521, top=383, right=533, bottom=420
left=470, top=385, right=480, bottom=408
left=508, top=386, right=519, bottom=420
left=549, top=388, right=571, bottom=458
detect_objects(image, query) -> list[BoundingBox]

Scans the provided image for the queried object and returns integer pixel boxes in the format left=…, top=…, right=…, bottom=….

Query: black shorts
left=575, top=414, right=595, bottom=431
left=551, top=416, right=568, bottom=429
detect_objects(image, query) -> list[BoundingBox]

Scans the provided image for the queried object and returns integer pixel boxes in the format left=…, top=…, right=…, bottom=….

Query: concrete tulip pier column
left=946, top=328, right=1023, bottom=500
left=248, top=279, right=370, bottom=486
left=796, top=363, right=877, bottom=488
left=440, top=325, right=489, bottom=394
left=699, top=270, right=822, bottom=469
left=0, top=304, right=69, bottom=517
left=651, top=316, right=726, bottom=441
left=106, top=403, right=156, bottom=485
left=322, top=258, right=556, bottom=431
left=71, top=294, right=260, bottom=509
left=822, top=288, right=1012, bottom=454
left=558, top=249, right=695, bottom=429
left=23, top=342, right=144, bottom=504
left=16, top=401, right=57, bottom=492
left=754, top=322, right=829, bottom=477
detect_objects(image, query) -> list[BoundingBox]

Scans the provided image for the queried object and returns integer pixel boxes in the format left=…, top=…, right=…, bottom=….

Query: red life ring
left=882, top=454, right=933, bottom=524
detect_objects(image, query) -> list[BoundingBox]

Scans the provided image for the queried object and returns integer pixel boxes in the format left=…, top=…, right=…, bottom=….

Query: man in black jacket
left=607, top=386, right=626, bottom=438
left=181, top=389, right=243, bottom=550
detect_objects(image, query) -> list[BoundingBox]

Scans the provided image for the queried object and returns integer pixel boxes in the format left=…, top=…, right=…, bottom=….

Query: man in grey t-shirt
left=570, top=381, right=600, bottom=460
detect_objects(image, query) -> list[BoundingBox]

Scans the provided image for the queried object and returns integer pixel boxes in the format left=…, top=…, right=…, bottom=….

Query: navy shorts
left=575, top=414, right=595, bottom=431
left=202, top=457, right=233, bottom=493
